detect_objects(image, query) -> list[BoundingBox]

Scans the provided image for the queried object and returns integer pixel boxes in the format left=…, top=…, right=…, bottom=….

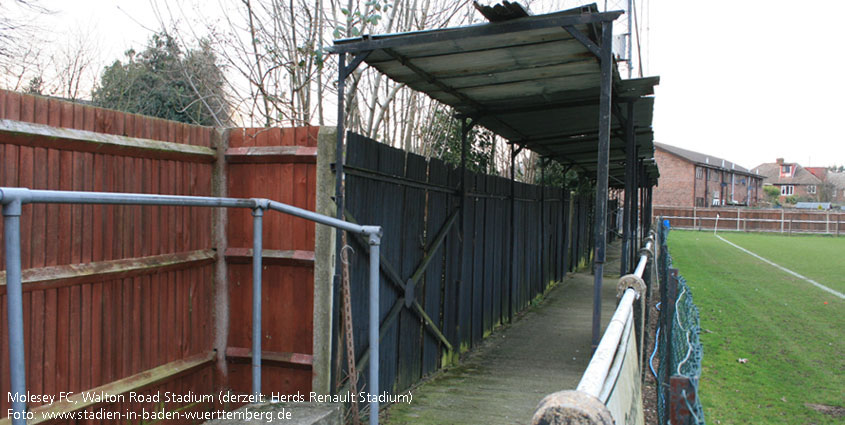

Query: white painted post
left=693, top=206, right=697, bottom=230
left=781, top=209, right=785, bottom=233
left=826, top=212, right=830, bottom=234
left=714, top=214, right=720, bottom=236
left=737, top=208, right=741, bottom=231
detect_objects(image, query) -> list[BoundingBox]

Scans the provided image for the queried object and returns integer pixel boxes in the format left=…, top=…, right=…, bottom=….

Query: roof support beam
left=340, top=51, right=371, bottom=80
left=563, top=25, right=601, bottom=57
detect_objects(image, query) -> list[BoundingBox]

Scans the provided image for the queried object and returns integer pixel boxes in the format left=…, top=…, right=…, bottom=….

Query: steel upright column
left=367, top=231, right=382, bottom=425
left=540, top=160, right=546, bottom=291
left=509, top=144, right=517, bottom=321
left=622, top=101, right=636, bottom=275
left=459, top=119, right=471, bottom=331
left=592, top=20, right=614, bottom=350
left=252, top=206, right=265, bottom=396
left=3, top=200, right=27, bottom=425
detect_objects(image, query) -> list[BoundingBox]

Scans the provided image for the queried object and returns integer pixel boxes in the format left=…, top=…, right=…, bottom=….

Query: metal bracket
left=617, top=274, right=646, bottom=299
left=339, top=51, right=371, bottom=80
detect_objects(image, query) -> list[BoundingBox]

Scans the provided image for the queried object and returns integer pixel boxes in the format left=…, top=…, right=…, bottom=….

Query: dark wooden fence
left=339, top=133, right=592, bottom=397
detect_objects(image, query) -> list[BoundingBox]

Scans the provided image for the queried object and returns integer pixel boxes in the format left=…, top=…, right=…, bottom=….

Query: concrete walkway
left=383, top=244, right=623, bottom=424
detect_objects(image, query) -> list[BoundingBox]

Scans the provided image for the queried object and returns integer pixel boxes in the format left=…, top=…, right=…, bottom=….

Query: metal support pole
left=335, top=53, right=347, bottom=224
left=252, top=206, right=264, bottom=397
left=458, top=119, right=471, bottom=329
left=592, top=19, right=614, bottom=350
left=367, top=231, right=382, bottom=425
left=3, top=200, right=27, bottom=425
left=509, top=144, right=517, bottom=321
left=622, top=101, right=635, bottom=275
left=540, top=160, right=546, bottom=289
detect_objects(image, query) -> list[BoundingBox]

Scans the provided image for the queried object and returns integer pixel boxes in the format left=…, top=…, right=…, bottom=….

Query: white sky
left=25, top=0, right=845, bottom=170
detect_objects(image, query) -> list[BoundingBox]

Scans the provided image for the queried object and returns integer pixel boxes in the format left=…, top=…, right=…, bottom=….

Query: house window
left=781, top=165, right=792, bottom=175
left=780, top=185, right=794, bottom=196
left=695, top=167, right=703, bottom=179
left=695, top=197, right=704, bottom=207
left=808, top=185, right=816, bottom=194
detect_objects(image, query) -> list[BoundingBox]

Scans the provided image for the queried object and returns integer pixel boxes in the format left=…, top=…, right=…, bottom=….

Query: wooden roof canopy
left=329, top=2, right=659, bottom=187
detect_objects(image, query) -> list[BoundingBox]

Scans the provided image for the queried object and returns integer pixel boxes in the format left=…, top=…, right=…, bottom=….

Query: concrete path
left=383, top=245, right=623, bottom=424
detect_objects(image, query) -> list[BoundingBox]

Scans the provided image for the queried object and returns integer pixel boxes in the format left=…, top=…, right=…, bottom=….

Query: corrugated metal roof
left=330, top=3, right=659, bottom=186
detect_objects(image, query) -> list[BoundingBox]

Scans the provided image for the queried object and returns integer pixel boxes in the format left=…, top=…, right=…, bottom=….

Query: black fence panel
left=339, top=132, right=595, bottom=396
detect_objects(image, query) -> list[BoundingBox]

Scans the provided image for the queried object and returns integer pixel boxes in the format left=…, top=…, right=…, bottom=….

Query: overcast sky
left=30, top=0, right=845, bottom=170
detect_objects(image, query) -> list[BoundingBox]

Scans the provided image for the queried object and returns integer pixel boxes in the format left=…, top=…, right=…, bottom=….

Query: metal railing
left=533, top=233, right=654, bottom=424
left=0, top=187, right=384, bottom=425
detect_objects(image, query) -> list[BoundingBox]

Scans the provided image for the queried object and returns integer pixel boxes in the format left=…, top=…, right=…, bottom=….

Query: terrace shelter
left=328, top=3, right=659, bottom=352
left=329, top=4, right=659, bottom=420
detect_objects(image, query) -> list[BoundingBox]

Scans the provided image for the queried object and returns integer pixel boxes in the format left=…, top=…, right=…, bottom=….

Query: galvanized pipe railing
left=533, top=233, right=654, bottom=424
left=0, top=187, right=383, bottom=425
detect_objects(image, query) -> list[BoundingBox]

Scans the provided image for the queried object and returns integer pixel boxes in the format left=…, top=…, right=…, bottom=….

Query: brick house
left=653, top=142, right=763, bottom=207
left=754, top=159, right=845, bottom=204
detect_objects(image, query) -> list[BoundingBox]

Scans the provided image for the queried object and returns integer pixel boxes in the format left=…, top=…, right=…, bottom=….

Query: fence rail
left=0, top=188, right=382, bottom=425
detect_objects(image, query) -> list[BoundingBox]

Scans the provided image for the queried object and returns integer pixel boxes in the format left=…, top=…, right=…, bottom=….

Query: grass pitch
left=667, top=230, right=844, bottom=425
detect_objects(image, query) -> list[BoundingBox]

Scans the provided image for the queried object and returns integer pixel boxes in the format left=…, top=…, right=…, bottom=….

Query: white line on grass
left=714, top=234, right=845, bottom=299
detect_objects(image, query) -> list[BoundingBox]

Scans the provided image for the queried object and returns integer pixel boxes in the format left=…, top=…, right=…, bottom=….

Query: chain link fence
left=656, top=222, right=705, bottom=425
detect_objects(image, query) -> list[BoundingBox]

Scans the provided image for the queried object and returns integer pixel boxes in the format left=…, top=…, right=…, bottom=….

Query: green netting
left=656, top=225, right=705, bottom=425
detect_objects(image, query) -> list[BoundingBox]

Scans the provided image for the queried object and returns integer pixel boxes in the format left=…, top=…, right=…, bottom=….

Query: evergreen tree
left=92, top=33, right=228, bottom=126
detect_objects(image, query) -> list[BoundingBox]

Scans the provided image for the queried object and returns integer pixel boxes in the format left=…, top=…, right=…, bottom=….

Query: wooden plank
left=443, top=164, right=461, bottom=350
left=0, top=118, right=215, bottom=162
left=471, top=173, right=485, bottom=344
left=225, top=146, right=317, bottom=163
left=224, top=248, right=314, bottom=267
left=225, top=347, right=313, bottom=369
left=0, top=250, right=215, bottom=291
left=43, top=289, right=57, bottom=400
left=423, top=158, right=449, bottom=374
left=29, top=290, right=44, bottom=396
left=396, top=152, right=426, bottom=391
left=375, top=140, right=404, bottom=395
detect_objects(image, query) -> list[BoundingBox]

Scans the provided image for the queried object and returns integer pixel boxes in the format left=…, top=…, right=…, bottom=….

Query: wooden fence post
left=781, top=209, right=785, bottom=233
left=826, top=212, right=830, bottom=235
left=737, top=207, right=741, bottom=231
left=670, top=375, right=697, bottom=425
left=789, top=219, right=793, bottom=236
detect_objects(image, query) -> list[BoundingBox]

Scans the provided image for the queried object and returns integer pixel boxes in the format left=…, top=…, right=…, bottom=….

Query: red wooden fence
left=0, top=89, right=319, bottom=423
left=224, top=127, right=318, bottom=397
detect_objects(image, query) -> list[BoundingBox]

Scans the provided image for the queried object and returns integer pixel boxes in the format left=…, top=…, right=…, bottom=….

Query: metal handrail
left=0, top=187, right=383, bottom=425
left=577, top=237, right=652, bottom=401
